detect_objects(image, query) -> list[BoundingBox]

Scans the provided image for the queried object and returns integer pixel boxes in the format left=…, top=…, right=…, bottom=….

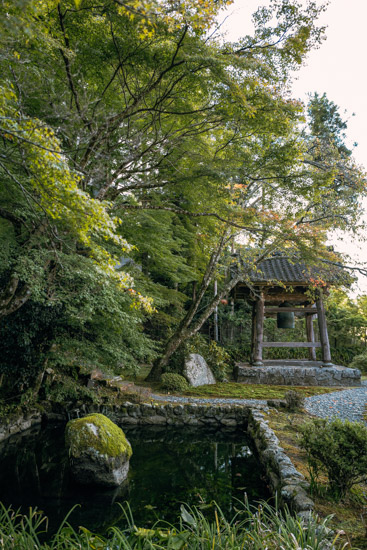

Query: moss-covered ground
left=265, top=408, right=367, bottom=548
left=180, top=382, right=342, bottom=400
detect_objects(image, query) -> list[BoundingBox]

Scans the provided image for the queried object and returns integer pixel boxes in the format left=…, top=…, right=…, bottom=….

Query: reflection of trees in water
left=0, top=424, right=130, bottom=533
left=0, top=424, right=269, bottom=530
left=125, top=427, right=265, bottom=524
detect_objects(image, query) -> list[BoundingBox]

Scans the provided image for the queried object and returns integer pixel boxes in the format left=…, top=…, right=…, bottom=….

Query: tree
left=0, top=0, right=365, bottom=386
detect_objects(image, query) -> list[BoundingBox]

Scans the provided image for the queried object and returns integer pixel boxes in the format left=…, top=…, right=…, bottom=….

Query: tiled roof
left=248, top=255, right=345, bottom=284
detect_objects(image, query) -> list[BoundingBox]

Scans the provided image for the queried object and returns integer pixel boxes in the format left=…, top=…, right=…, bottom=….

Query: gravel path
left=304, top=381, right=367, bottom=423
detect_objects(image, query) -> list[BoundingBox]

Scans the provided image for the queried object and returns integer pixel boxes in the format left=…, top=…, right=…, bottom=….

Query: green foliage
left=0, top=268, right=157, bottom=390
left=44, top=376, right=98, bottom=405
left=308, top=92, right=351, bottom=156
left=326, top=290, right=367, bottom=353
left=284, top=390, right=305, bottom=412
left=300, top=418, right=367, bottom=498
left=187, top=334, right=231, bottom=381
left=1, top=0, right=366, bottom=391
left=0, top=300, right=61, bottom=393
left=349, top=352, right=367, bottom=374
left=0, top=500, right=346, bottom=550
left=206, top=341, right=231, bottom=382
left=160, top=372, right=189, bottom=392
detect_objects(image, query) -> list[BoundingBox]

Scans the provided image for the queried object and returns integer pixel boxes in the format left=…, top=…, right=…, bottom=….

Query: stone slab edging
left=0, top=401, right=313, bottom=515
left=248, top=408, right=314, bottom=518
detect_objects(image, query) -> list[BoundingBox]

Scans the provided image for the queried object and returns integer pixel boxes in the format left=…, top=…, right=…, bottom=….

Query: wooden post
left=230, top=299, right=235, bottom=343
left=253, top=294, right=264, bottom=365
left=250, top=302, right=257, bottom=363
left=306, top=314, right=317, bottom=361
left=316, top=296, right=332, bottom=365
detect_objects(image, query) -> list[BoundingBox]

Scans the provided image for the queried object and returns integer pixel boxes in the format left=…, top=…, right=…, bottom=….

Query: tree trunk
left=316, top=294, right=332, bottom=365
left=214, top=280, right=219, bottom=342
left=146, top=269, right=245, bottom=381
left=0, top=276, right=32, bottom=319
left=145, top=239, right=273, bottom=381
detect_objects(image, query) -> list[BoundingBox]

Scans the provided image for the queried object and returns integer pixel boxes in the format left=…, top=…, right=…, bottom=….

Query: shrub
left=187, top=335, right=231, bottom=381
left=284, top=390, right=305, bottom=412
left=300, top=417, right=367, bottom=498
left=45, top=376, right=98, bottom=404
left=349, top=352, right=367, bottom=374
left=161, top=373, right=189, bottom=392
left=206, top=341, right=231, bottom=381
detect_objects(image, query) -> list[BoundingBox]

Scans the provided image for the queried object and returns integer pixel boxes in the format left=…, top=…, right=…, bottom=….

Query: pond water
left=0, top=422, right=270, bottom=533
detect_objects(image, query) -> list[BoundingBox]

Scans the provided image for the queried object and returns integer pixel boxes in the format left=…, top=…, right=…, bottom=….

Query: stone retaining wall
left=236, top=364, right=361, bottom=387
left=0, top=400, right=313, bottom=516
left=247, top=409, right=313, bottom=517
left=0, top=409, right=42, bottom=443
left=105, top=401, right=250, bottom=427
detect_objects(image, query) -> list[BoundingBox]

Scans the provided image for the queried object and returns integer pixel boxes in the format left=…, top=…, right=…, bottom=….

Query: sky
left=218, top=0, right=367, bottom=295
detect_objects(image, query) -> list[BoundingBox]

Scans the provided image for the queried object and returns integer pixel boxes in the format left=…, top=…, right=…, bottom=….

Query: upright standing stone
left=183, top=353, right=216, bottom=387
left=65, top=413, right=132, bottom=487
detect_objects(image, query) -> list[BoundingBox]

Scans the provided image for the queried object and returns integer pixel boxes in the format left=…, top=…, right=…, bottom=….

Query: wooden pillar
left=250, top=302, right=256, bottom=363
left=316, top=295, right=332, bottom=365
left=253, top=294, right=264, bottom=365
left=305, top=314, right=317, bottom=361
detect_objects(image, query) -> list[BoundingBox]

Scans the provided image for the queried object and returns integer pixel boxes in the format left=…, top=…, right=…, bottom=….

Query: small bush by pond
left=300, top=418, right=367, bottom=499
left=0, top=500, right=347, bottom=550
left=161, top=372, right=189, bottom=392
left=284, top=390, right=305, bottom=412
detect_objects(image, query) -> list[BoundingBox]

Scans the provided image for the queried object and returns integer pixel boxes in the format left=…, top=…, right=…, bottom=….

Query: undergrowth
left=0, top=499, right=350, bottom=549
left=266, top=409, right=367, bottom=546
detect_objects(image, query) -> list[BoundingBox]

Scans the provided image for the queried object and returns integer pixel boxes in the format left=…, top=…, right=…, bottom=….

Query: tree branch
left=118, top=203, right=266, bottom=232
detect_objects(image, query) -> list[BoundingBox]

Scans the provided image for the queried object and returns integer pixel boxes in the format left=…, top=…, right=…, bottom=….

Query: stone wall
left=67, top=401, right=251, bottom=427
left=0, top=409, right=42, bottom=443
left=236, top=364, right=361, bottom=387
left=248, top=409, right=313, bottom=518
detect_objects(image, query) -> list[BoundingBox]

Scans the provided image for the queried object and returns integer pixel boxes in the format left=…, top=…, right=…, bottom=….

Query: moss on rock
left=65, top=413, right=132, bottom=460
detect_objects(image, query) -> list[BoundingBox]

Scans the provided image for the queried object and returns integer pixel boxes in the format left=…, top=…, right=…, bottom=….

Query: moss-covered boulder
left=65, top=413, right=132, bottom=487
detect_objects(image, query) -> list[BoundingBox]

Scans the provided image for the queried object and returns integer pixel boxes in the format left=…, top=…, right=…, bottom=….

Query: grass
left=179, top=381, right=343, bottom=400
left=0, top=499, right=350, bottom=549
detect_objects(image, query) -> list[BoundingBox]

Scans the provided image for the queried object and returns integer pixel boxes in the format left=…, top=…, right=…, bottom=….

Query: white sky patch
left=217, top=0, right=367, bottom=295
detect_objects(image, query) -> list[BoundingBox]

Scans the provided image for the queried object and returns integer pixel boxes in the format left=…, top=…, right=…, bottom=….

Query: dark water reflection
left=0, top=422, right=270, bottom=533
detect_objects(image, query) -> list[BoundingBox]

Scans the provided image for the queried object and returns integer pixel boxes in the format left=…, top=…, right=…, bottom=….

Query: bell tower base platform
left=234, top=361, right=361, bottom=387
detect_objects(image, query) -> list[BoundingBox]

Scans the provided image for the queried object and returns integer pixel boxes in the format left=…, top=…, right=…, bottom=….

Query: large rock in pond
left=183, top=353, right=216, bottom=387
left=65, top=413, right=132, bottom=488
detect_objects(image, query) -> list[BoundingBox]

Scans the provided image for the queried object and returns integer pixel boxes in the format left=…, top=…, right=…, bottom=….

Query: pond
left=0, top=422, right=270, bottom=533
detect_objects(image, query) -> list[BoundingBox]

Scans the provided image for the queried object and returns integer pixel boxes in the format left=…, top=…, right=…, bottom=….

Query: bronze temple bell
left=277, top=302, right=295, bottom=329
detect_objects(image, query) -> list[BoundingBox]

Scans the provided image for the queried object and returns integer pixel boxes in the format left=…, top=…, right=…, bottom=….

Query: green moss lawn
left=180, top=382, right=342, bottom=400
